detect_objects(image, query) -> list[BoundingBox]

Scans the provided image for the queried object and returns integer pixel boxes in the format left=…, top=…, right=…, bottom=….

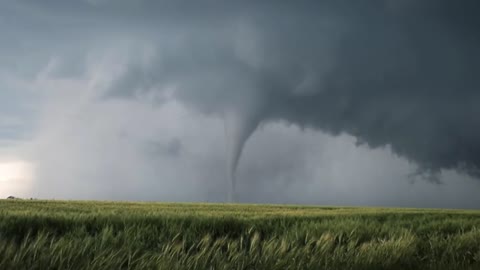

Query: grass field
left=1, top=200, right=480, bottom=269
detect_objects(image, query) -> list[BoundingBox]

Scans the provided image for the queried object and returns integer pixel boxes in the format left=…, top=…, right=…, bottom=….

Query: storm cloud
left=99, top=0, right=480, bottom=179
left=1, top=0, right=480, bottom=207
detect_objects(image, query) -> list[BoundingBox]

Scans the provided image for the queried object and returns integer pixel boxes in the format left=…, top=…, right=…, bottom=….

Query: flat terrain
left=0, top=200, right=479, bottom=269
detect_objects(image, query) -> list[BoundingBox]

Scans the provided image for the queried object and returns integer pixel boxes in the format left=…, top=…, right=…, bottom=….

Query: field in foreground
left=1, top=200, right=480, bottom=270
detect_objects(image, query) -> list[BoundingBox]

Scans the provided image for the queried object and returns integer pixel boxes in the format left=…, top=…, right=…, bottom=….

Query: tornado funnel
left=224, top=108, right=260, bottom=202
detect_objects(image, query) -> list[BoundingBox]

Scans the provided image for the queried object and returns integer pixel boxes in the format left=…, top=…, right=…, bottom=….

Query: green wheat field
left=1, top=200, right=480, bottom=269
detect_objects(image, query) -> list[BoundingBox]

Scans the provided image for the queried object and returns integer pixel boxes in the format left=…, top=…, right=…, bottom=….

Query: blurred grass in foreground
left=1, top=200, right=480, bottom=269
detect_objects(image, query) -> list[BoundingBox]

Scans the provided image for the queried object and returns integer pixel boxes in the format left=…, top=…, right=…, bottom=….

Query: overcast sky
left=1, top=0, right=480, bottom=208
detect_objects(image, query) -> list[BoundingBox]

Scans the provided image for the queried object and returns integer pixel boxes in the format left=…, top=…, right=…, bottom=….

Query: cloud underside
left=1, top=1, right=480, bottom=207
left=98, top=1, right=480, bottom=179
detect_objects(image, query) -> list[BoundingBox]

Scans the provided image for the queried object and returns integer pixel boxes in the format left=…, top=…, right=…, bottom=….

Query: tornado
left=224, top=107, right=261, bottom=202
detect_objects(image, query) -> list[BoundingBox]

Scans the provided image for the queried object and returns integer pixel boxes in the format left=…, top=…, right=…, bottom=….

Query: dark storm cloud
left=3, top=0, right=480, bottom=194
left=86, top=1, right=480, bottom=179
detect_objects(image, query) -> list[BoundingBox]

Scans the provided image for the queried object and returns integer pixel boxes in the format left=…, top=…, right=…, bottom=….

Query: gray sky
left=1, top=0, right=480, bottom=208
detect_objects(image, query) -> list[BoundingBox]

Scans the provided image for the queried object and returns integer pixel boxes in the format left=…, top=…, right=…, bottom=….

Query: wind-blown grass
left=1, top=200, right=479, bottom=269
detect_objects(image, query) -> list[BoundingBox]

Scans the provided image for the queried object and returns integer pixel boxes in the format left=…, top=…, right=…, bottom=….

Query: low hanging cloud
left=2, top=1, right=480, bottom=207
left=101, top=0, right=480, bottom=180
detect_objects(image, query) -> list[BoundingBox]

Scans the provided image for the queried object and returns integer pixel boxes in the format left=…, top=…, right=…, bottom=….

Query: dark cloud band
left=100, top=1, right=480, bottom=180
left=6, top=1, right=480, bottom=181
